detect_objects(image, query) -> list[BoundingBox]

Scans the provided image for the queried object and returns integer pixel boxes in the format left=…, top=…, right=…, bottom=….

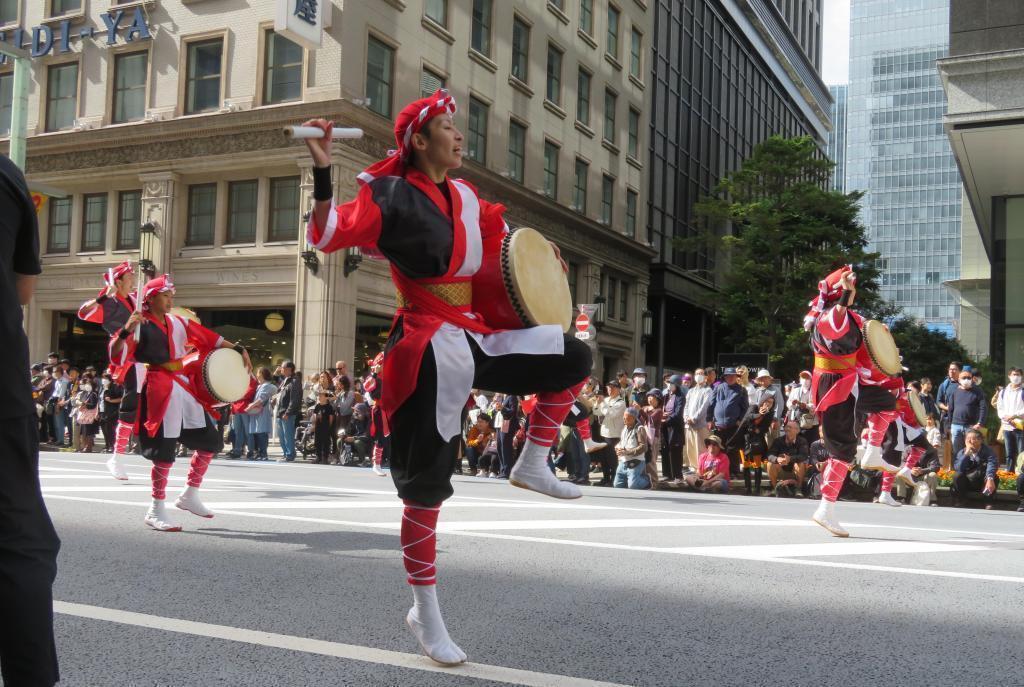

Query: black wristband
left=97, top=294, right=108, bottom=303
left=118, top=328, right=130, bottom=340
left=233, top=342, right=247, bottom=355
left=312, top=165, right=333, bottom=201
left=841, top=289, right=855, bottom=306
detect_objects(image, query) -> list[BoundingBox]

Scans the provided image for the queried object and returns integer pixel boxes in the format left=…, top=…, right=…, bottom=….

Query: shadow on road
left=190, top=527, right=401, bottom=558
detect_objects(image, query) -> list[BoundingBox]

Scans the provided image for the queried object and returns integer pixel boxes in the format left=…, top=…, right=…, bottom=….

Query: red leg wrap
left=525, top=381, right=586, bottom=448
left=820, top=458, right=849, bottom=503
left=151, top=462, right=172, bottom=500
left=906, top=446, right=924, bottom=470
left=881, top=471, right=894, bottom=492
left=575, top=417, right=593, bottom=441
left=186, top=450, right=214, bottom=488
left=402, top=500, right=440, bottom=586
left=866, top=410, right=899, bottom=446
left=114, top=421, right=133, bottom=456
left=372, top=443, right=384, bottom=467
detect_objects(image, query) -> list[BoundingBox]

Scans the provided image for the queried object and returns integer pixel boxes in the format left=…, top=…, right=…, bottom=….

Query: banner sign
left=0, top=7, right=151, bottom=63
left=276, top=0, right=324, bottom=50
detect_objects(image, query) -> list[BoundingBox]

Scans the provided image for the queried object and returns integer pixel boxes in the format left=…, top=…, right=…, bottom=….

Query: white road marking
left=40, top=486, right=230, bottom=493
left=53, top=601, right=631, bottom=687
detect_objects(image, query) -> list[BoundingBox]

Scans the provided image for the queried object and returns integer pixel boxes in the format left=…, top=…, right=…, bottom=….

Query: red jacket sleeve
left=185, top=319, right=224, bottom=353
left=816, top=305, right=852, bottom=341
left=306, top=183, right=383, bottom=254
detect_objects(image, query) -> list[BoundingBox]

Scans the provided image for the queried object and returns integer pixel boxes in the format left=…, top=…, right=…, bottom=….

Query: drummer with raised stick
left=113, top=275, right=251, bottom=532
left=299, top=89, right=592, bottom=666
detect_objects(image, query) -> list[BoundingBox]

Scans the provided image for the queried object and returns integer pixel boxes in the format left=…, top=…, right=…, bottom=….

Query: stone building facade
left=13, top=0, right=653, bottom=381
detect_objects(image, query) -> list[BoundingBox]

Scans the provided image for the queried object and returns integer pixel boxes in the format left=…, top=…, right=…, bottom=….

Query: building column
left=139, top=172, right=179, bottom=275
left=293, top=160, right=358, bottom=375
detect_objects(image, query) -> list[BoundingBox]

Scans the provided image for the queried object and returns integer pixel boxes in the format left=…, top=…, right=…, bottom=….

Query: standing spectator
left=948, top=369, right=988, bottom=456
left=74, top=378, right=99, bottom=453
left=629, top=367, right=649, bottom=406
left=682, top=435, right=731, bottom=493
left=736, top=366, right=756, bottom=404
left=0, top=151, right=61, bottom=686
left=751, top=369, right=785, bottom=439
left=706, top=367, right=720, bottom=388
left=99, top=374, right=122, bottom=453
left=334, top=375, right=358, bottom=443
left=937, top=361, right=962, bottom=439
left=465, top=414, right=493, bottom=476
left=707, top=367, right=749, bottom=476
left=786, top=370, right=818, bottom=446
left=952, top=428, right=999, bottom=509
left=333, top=360, right=350, bottom=388
left=616, top=369, right=633, bottom=399
left=67, top=368, right=82, bottom=450
left=246, top=367, right=275, bottom=460
left=918, top=378, right=939, bottom=420
left=311, top=390, right=337, bottom=464
left=48, top=366, right=71, bottom=447
left=767, top=421, right=809, bottom=497
left=595, top=382, right=627, bottom=486
left=740, top=396, right=775, bottom=495
left=925, top=416, right=941, bottom=453
left=660, top=375, right=685, bottom=483
left=995, top=368, right=1024, bottom=471
left=683, top=368, right=713, bottom=471
left=496, top=393, right=519, bottom=479
left=614, top=407, right=650, bottom=489
left=680, top=372, right=694, bottom=391
left=35, top=367, right=55, bottom=443
left=641, top=389, right=664, bottom=488
left=276, top=360, right=302, bottom=461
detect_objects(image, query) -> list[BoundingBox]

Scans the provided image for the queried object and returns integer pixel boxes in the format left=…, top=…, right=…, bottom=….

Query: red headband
left=142, top=274, right=175, bottom=306
left=356, top=89, right=457, bottom=185
left=103, top=261, right=133, bottom=286
left=803, top=265, right=854, bottom=330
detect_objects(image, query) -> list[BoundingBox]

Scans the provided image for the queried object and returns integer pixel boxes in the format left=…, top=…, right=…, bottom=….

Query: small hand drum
left=906, top=388, right=928, bottom=427
left=861, top=319, right=903, bottom=377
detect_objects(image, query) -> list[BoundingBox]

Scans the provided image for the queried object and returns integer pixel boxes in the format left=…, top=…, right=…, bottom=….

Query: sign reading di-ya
left=276, top=0, right=324, bottom=50
left=0, top=7, right=151, bottom=62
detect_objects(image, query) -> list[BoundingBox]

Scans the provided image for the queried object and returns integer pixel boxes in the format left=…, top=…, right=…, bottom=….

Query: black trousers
left=819, top=382, right=896, bottom=461
left=0, top=415, right=60, bottom=686
left=952, top=469, right=996, bottom=504
left=660, top=440, right=683, bottom=480
left=390, top=333, right=591, bottom=506
left=118, top=367, right=139, bottom=424
left=136, top=384, right=224, bottom=463
left=882, top=424, right=936, bottom=468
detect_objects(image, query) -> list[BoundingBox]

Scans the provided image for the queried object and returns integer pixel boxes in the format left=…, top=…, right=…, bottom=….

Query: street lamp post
left=1, top=42, right=32, bottom=170
left=139, top=222, right=158, bottom=277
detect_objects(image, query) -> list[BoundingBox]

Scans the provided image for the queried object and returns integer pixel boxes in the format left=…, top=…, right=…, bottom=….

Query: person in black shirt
left=0, top=155, right=61, bottom=686
left=100, top=373, right=123, bottom=453
left=311, top=390, right=337, bottom=464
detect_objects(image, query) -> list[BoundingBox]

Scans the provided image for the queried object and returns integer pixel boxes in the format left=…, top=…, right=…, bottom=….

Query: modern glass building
left=827, top=84, right=848, bottom=192
left=646, top=0, right=830, bottom=374
left=846, top=0, right=961, bottom=336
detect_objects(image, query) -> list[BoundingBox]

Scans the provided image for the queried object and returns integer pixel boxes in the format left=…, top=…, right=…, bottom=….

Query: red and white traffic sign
left=575, top=313, right=590, bottom=332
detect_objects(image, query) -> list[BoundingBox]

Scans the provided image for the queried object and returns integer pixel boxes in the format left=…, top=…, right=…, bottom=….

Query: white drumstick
left=284, top=126, right=364, bottom=139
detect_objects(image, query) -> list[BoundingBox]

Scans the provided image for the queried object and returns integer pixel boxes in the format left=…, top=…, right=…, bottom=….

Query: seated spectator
left=952, top=429, right=998, bottom=509
left=767, top=420, right=809, bottom=497
left=614, top=407, right=650, bottom=489
left=478, top=431, right=501, bottom=478
left=895, top=443, right=941, bottom=506
left=806, top=427, right=829, bottom=498
left=465, top=414, right=493, bottom=476
left=341, top=402, right=373, bottom=467
left=918, top=377, right=939, bottom=420
left=682, top=435, right=730, bottom=493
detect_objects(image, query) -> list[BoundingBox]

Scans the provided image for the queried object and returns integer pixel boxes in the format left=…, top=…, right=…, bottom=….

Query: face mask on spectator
left=102, top=379, right=110, bottom=387
left=960, top=378, right=972, bottom=388
left=694, top=374, right=705, bottom=384
left=1011, top=374, right=1022, bottom=385
left=80, top=383, right=92, bottom=392
left=634, top=376, right=646, bottom=385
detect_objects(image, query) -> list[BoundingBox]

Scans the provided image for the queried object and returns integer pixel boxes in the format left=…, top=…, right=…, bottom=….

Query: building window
left=264, top=32, right=303, bottom=105
left=471, top=0, right=492, bottom=57
left=550, top=0, right=564, bottom=9
left=629, top=27, right=642, bottom=79
left=605, top=274, right=616, bottom=319
left=573, top=157, right=588, bottom=213
left=627, top=107, right=640, bottom=158
left=0, top=72, right=11, bottom=137
left=425, top=0, right=447, bottom=27
left=366, top=36, right=394, bottom=118
left=113, top=51, right=147, bottom=124
left=567, top=262, right=578, bottom=303
left=467, top=96, right=488, bottom=163
left=0, top=0, right=16, bottom=24
left=420, top=67, right=445, bottom=98
left=543, top=140, right=559, bottom=199
left=185, top=39, right=223, bottom=115
left=226, top=180, right=258, bottom=244
left=116, top=190, right=141, bottom=250
left=51, top=0, right=80, bottom=16
left=81, top=193, right=107, bottom=252
left=580, top=0, right=593, bottom=36
left=507, top=120, right=526, bottom=184
left=268, top=176, right=300, bottom=242
left=511, top=16, right=529, bottom=83
left=606, top=5, right=620, bottom=60
left=625, top=189, right=637, bottom=237
left=46, top=62, right=78, bottom=132
left=186, top=183, right=217, bottom=247
left=576, top=68, right=591, bottom=126
left=619, top=280, right=628, bottom=321
left=47, top=197, right=71, bottom=253
left=546, top=43, right=562, bottom=106
left=601, top=175, right=614, bottom=225
left=603, top=89, right=616, bottom=144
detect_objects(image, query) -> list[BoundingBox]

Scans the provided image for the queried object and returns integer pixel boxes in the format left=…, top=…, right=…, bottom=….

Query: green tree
left=685, top=135, right=892, bottom=382
left=888, top=317, right=969, bottom=387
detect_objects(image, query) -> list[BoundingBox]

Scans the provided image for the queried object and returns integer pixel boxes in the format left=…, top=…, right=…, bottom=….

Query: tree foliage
left=685, top=135, right=893, bottom=382
left=888, top=317, right=969, bottom=386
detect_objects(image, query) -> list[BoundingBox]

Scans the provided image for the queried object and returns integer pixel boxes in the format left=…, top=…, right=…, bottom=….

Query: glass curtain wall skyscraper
left=827, top=84, right=847, bottom=192
left=846, top=0, right=961, bottom=336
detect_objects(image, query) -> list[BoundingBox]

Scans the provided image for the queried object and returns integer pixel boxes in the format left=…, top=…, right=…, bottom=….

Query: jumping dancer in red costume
left=77, top=260, right=138, bottom=480
left=302, top=90, right=591, bottom=665
left=114, top=276, right=251, bottom=531
left=804, top=266, right=900, bottom=537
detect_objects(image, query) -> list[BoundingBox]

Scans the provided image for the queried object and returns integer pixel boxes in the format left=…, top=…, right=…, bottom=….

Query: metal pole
left=657, top=295, right=666, bottom=381
left=8, top=54, right=30, bottom=170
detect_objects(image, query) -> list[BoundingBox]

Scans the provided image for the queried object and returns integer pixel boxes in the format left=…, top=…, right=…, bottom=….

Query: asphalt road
left=32, top=451, right=1024, bottom=687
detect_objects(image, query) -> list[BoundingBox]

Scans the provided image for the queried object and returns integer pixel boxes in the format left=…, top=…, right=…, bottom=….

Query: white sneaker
left=106, top=455, right=128, bottom=481
left=878, top=491, right=902, bottom=507
left=144, top=499, right=181, bottom=532
left=812, top=500, right=849, bottom=538
left=895, top=466, right=917, bottom=487
left=174, top=486, right=214, bottom=518
left=372, top=463, right=387, bottom=476
left=858, top=444, right=899, bottom=474
left=582, top=437, right=607, bottom=454
left=406, top=585, right=467, bottom=666
left=509, top=442, right=582, bottom=499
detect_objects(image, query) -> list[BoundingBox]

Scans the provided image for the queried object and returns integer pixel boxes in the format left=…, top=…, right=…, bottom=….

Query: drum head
left=505, top=227, right=572, bottom=332
left=907, top=388, right=928, bottom=427
left=862, top=319, right=903, bottom=376
left=205, top=348, right=249, bottom=403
